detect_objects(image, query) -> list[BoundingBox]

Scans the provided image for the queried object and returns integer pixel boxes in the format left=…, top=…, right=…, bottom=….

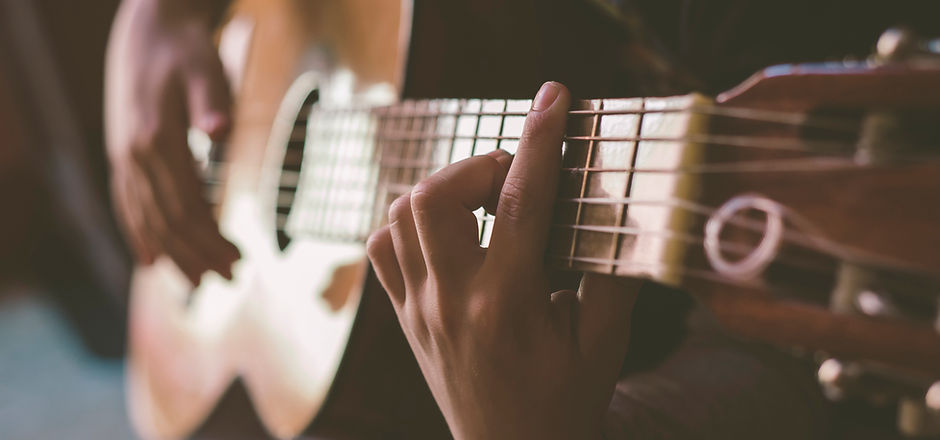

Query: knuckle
left=520, top=111, right=550, bottom=141
left=497, top=177, right=535, bottom=223
left=466, top=295, right=502, bottom=342
left=422, top=295, right=460, bottom=340
left=478, top=154, right=503, bottom=176
left=387, top=194, right=412, bottom=224
left=401, top=303, right=430, bottom=343
left=409, top=182, right=440, bottom=221
left=365, top=229, right=390, bottom=259
left=430, top=312, right=460, bottom=341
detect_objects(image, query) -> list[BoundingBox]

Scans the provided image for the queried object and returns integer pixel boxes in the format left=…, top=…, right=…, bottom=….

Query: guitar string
left=200, top=99, right=868, bottom=177
left=276, top=173, right=939, bottom=283
left=263, top=179, right=884, bottom=283
left=213, top=129, right=904, bottom=264
left=264, top=202, right=838, bottom=279
left=543, top=255, right=817, bottom=298
left=357, top=102, right=859, bottom=133
left=278, top=156, right=940, bottom=210
left=203, top=147, right=936, bottom=188
left=243, top=155, right=864, bottom=204
left=297, top=133, right=857, bottom=154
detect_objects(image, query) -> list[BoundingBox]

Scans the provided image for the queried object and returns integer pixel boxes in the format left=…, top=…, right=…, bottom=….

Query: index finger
left=487, top=82, right=570, bottom=273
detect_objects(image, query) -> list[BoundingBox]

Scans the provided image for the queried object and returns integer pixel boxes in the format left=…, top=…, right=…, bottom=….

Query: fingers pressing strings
left=411, top=150, right=512, bottom=278
left=486, top=81, right=570, bottom=280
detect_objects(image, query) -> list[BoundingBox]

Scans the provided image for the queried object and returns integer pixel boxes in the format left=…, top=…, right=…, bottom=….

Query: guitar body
left=126, top=1, right=639, bottom=438
left=126, top=0, right=415, bottom=438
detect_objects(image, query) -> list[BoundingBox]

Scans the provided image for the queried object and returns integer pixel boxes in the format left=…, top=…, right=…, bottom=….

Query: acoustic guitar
left=126, top=0, right=641, bottom=438
left=126, top=0, right=940, bottom=438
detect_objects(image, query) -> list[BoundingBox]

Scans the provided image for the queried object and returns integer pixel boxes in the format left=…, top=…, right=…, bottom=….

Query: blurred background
left=0, top=0, right=135, bottom=437
left=2, top=0, right=938, bottom=438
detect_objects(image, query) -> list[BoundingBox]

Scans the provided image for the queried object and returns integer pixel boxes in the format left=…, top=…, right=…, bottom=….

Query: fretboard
left=276, top=93, right=860, bottom=290
left=279, top=94, right=718, bottom=285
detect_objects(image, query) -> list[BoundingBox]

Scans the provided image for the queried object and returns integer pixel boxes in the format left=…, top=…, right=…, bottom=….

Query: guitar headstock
left=717, top=61, right=940, bottom=111
left=683, top=31, right=940, bottom=432
left=718, top=28, right=940, bottom=111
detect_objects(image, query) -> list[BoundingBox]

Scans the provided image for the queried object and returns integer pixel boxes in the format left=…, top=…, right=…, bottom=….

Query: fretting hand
left=367, top=82, right=641, bottom=440
left=105, top=0, right=239, bottom=285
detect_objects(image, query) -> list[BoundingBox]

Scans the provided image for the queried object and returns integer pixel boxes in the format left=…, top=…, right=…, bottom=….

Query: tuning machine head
left=875, top=27, right=940, bottom=65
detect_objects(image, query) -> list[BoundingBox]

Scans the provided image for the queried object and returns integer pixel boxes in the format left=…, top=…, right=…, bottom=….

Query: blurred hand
left=105, top=0, right=239, bottom=285
left=367, top=82, right=640, bottom=440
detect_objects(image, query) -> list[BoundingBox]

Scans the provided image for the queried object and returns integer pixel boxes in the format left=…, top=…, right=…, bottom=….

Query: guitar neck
left=280, top=92, right=929, bottom=295
left=285, top=94, right=704, bottom=271
left=265, top=71, right=940, bottom=374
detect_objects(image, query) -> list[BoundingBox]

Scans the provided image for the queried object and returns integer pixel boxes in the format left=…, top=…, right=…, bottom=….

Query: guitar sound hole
left=276, top=89, right=319, bottom=251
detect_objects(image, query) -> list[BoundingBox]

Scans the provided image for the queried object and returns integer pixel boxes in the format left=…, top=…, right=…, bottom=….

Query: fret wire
left=567, top=101, right=603, bottom=268
left=467, top=100, right=485, bottom=242
left=305, top=109, right=326, bottom=236
left=406, top=102, right=428, bottom=188
left=424, top=103, right=441, bottom=179
left=322, top=109, right=351, bottom=238
left=298, top=108, right=315, bottom=235
left=379, top=110, right=397, bottom=230
left=391, top=103, right=412, bottom=214
left=357, top=110, right=377, bottom=239
left=480, top=100, right=508, bottom=245
left=608, top=100, right=644, bottom=274
left=372, top=110, right=394, bottom=231
left=368, top=110, right=383, bottom=232
left=325, top=109, right=353, bottom=238
left=313, top=108, right=336, bottom=236
left=446, top=100, right=464, bottom=165
left=330, top=109, right=363, bottom=237
left=395, top=105, right=411, bottom=193
left=469, top=102, right=483, bottom=158
left=495, top=100, right=509, bottom=152
left=367, top=110, right=383, bottom=236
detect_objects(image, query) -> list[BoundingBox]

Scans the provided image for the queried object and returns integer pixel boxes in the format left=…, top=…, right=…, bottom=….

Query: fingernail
left=531, top=81, right=560, bottom=112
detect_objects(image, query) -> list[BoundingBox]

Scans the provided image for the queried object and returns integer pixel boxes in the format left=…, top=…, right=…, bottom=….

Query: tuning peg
left=875, top=27, right=940, bottom=64
left=927, top=382, right=940, bottom=412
